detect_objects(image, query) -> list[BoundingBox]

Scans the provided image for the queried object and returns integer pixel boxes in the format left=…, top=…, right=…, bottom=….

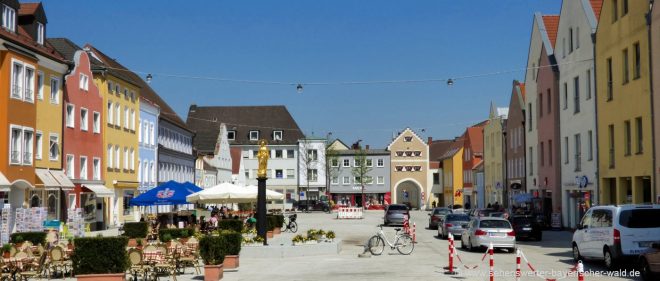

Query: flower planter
left=267, top=231, right=274, bottom=238
left=127, top=239, right=137, bottom=248
left=223, top=255, right=239, bottom=269
left=204, top=264, right=224, bottom=281
left=2, top=252, right=9, bottom=259
left=273, top=227, right=281, bottom=235
left=76, top=273, right=126, bottom=281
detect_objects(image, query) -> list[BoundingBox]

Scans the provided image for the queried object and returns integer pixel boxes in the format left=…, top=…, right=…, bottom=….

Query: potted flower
left=326, top=231, right=336, bottom=242
left=220, top=231, right=242, bottom=270
left=200, top=236, right=225, bottom=281
left=2, top=244, right=11, bottom=258
left=12, top=235, right=24, bottom=248
left=306, top=229, right=317, bottom=240
left=71, top=237, right=129, bottom=281
left=67, top=237, right=74, bottom=251
left=179, top=229, right=190, bottom=244
left=316, top=230, right=326, bottom=240
left=292, top=235, right=305, bottom=246
left=161, top=233, right=173, bottom=246
left=136, top=239, right=143, bottom=250
left=305, top=236, right=317, bottom=245
left=252, top=235, right=264, bottom=245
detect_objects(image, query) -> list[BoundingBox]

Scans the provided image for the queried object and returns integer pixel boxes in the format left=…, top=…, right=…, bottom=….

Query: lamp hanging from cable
left=296, top=84, right=304, bottom=93
left=446, top=78, right=454, bottom=87
left=146, top=73, right=153, bottom=83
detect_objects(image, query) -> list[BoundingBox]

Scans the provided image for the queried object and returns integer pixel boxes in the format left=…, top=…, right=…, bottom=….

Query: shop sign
left=551, top=213, right=561, bottom=229
left=463, top=187, right=473, bottom=196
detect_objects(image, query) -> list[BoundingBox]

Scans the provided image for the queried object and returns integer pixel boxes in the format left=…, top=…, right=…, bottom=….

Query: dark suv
left=296, top=199, right=330, bottom=212
left=384, top=204, right=410, bottom=226
left=509, top=215, right=542, bottom=241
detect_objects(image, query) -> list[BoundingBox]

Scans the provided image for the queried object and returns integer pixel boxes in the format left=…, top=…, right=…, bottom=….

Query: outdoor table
left=3, top=257, right=34, bottom=281
left=143, top=250, right=165, bottom=264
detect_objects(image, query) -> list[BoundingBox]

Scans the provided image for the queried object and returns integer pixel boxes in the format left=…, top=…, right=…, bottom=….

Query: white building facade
left=555, top=0, right=599, bottom=228
left=297, top=137, right=327, bottom=201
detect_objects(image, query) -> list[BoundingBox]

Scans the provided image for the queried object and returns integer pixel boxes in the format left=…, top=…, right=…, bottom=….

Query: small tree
left=352, top=149, right=372, bottom=210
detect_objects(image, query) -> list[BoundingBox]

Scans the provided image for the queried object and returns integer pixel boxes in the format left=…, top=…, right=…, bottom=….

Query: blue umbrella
left=130, top=180, right=203, bottom=206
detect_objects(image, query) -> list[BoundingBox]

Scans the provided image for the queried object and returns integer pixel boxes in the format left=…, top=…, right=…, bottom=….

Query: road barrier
left=488, top=243, right=494, bottom=281
left=337, top=207, right=363, bottom=219
left=520, top=249, right=583, bottom=281
left=412, top=222, right=416, bottom=243
left=515, top=249, right=522, bottom=281
left=577, top=261, right=584, bottom=281
left=444, top=233, right=458, bottom=275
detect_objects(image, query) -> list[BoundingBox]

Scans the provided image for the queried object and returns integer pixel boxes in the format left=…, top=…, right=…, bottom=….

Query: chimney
left=365, top=145, right=370, bottom=150
left=427, top=137, right=432, bottom=145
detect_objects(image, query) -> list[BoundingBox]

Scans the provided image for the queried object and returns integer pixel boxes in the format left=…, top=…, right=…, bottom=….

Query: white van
left=572, top=205, right=660, bottom=269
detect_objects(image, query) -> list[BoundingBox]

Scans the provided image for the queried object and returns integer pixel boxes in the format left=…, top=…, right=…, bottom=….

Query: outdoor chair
left=128, top=248, right=153, bottom=281
left=48, top=246, right=72, bottom=278
left=178, top=237, right=200, bottom=274
left=18, top=251, right=49, bottom=281
left=9, top=245, right=18, bottom=257
left=153, top=245, right=177, bottom=281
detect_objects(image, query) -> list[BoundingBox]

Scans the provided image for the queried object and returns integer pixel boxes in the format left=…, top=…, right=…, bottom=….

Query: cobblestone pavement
left=52, top=210, right=642, bottom=281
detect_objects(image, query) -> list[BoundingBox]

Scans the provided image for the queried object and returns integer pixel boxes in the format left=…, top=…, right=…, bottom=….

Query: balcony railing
left=24, top=88, right=33, bottom=101
left=11, top=85, right=22, bottom=98
left=23, top=152, right=32, bottom=164
left=10, top=151, right=20, bottom=164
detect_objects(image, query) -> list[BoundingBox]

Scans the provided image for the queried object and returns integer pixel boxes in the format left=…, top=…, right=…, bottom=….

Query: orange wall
left=0, top=50, right=38, bottom=185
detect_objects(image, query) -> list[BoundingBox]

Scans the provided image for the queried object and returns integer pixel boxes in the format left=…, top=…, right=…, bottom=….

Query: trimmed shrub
left=274, top=215, right=284, bottom=228
left=11, top=232, right=46, bottom=245
left=266, top=215, right=276, bottom=231
left=217, top=219, right=243, bottom=233
left=158, top=228, right=195, bottom=241
left=200, top=236, right=225, bottom=265
left=123, top=222, right=148, bottom=238
left=72, top=237, right=128, bottom=275
left=219, top=230, right=242, bottom=256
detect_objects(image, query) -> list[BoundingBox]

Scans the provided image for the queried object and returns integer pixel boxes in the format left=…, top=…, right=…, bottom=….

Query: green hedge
left=11, top=232, right=47, bottom=245
left=123, top=222, right=148, bottom=238
left=217, top=219, right=243, bottom=233
left=274, top=215, right=284, bottom=228
left=220, top=230, right=242, bottom=256
left=72, top=237, right=128, bottom=275
left=159, top=228, right=195, bottom=241
left=266, top=215, right=277, bottom=231
left=200, top=236, right=225, bottom=265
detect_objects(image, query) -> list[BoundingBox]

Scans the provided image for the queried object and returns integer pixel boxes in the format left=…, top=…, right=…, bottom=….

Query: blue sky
left=42, top=0, right=559, bottom=147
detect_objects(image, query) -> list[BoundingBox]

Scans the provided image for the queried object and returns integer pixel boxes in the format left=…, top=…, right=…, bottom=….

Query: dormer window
left=249, top=131, right=259, bottom=141
left=227, top=130, right=236, bottom=140
left=2, top=5, right=16, bottom=32
left=404, top=136, right=413, bottom=142
left=36, top=22, right=44, bottom=45
left=273, top=131, right=283, bottom=141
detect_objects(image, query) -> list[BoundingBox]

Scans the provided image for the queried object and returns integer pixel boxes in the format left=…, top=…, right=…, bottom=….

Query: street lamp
left=446, top=79, right=454, bottom=87
left=146, top=74, right=153, bottom=84
left=296, top=84, right=304, bottom=94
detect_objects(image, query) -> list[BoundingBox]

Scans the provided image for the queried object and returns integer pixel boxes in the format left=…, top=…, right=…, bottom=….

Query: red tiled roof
left=0, top=25, right=64, bottom=63
left=18, top=3, right=39, bottom=15
left=466, top=126, right=484, bottom=153
left=542, top=15, right=560, bottom=48
left=230, top=147, right=242, bottom=174
left=590, top=0, right=603, bottom=21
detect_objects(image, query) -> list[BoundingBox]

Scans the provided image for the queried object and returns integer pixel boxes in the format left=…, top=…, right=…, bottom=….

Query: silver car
left=460, top=217, right=516, bottom=252
left=438, top=213, right=470, bottom=239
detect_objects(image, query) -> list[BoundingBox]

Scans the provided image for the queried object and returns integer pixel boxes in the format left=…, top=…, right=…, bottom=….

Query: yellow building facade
left=388, top=128, right=430, bottom=209
left=596, top=0, right=654, bottom=204
left=441, top=142, right=464, bottom=207
left=88, top=46, right=141, bottom=224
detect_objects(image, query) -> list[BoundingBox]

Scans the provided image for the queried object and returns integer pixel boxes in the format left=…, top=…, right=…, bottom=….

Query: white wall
left=525, top=13, right=546, bottom=193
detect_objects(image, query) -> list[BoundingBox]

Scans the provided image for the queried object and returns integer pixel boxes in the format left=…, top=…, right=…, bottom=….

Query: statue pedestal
left=257, top=177, right=268, bottom=245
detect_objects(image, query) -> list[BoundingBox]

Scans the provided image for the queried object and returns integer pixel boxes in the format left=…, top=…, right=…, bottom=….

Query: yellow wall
left=35, top=66, right=65, bottom=170
left=483, top=115, right=504, bottom=205
left=442, top=148, right=464, bottom=206
left=596, top=0, right=653, bottom=204
left=95, top=75, right=140, bottom=222
left=389, top=129, right=430, bottom=208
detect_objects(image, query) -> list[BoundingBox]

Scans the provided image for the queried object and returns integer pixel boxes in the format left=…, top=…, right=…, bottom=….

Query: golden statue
left=257, top=139, right=269, bottom=178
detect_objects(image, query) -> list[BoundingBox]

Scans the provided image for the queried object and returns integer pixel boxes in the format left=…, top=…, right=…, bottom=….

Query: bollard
left=489, top=243, right=494, bottom=281
left=412, top=222, right=417, bottom=243
left=577, top=260, right=584, bottom=281
left=515, top=249, right=521, bottom=281
left=444, top=233, right=458, bottom=275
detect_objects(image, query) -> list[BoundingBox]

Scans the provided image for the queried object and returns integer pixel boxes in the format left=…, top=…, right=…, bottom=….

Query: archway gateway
left=395, top=180, right=422, bottom=209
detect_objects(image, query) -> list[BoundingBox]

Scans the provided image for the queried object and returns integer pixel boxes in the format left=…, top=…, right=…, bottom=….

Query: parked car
left=468, top=208, right=497, bottom=219
left=297, top=199, right=330, bottom=212
left=460, top=217, right=516, bottom=252
left=639, top=243, right=660, bottom=281
left=572, top=205, right=660, bottom=270
left=509, top=215, right=542, bottom=241
left=438, top=213, right=470, bottom=239
left=428, top=207, right=452, bottom=229
left=384, top=204, right=410, bottom=226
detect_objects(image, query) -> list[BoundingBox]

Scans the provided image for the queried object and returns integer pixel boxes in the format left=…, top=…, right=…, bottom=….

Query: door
left=355, top=194, right=363, bottom=207
left=575, top=209, right=593, bottom=257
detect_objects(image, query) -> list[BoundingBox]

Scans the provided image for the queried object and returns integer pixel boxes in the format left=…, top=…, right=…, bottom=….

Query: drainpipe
left=647, top=1, right=657, bottom=204
left=592, top=27, right=601, bottom=206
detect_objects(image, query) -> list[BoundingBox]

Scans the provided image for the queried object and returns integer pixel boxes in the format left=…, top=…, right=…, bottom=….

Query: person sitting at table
left=209, top=214, right=219, bottom=228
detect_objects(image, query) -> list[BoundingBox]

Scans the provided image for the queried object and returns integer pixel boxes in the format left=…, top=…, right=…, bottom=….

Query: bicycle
left=283, top=213, right=298, bottom=233
left=367, top=224, right=414, bottom=255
